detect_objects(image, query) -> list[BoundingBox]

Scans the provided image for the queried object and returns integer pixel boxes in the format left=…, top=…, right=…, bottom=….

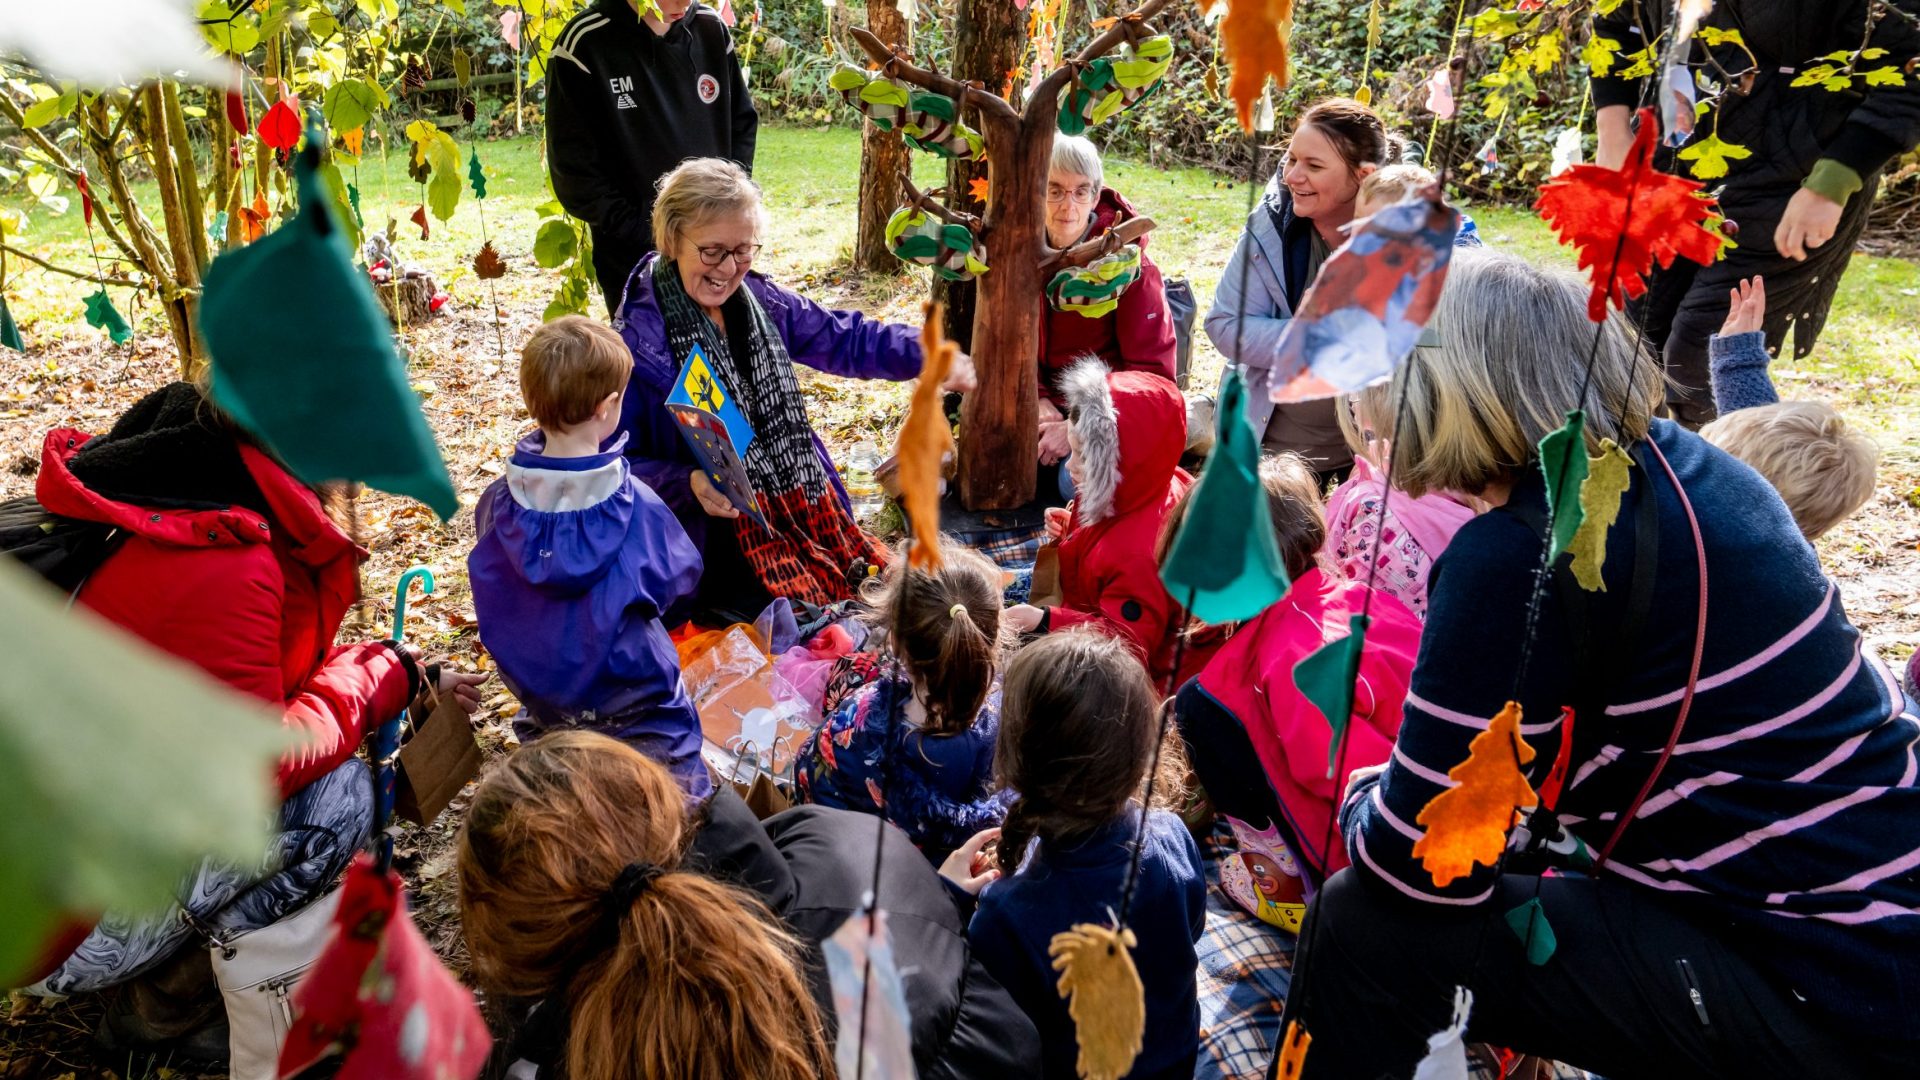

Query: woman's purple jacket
left=611, top=253, right=925, bottom=562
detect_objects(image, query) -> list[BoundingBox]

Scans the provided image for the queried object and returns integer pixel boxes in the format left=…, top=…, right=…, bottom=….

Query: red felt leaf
left=1535, top=107, right=1724, bottom=322
left=411, top=204, right=431, bottom=241
left=258, top=99, right=302, bottom=152
left=225, top=88, right=249, bottom=136
left=76, top=172, right=95, bottom=229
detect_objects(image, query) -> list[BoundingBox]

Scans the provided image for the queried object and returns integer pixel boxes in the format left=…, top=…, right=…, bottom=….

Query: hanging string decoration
left=885, top=207, right=989, bottom=281
left=1046, top=243, right=1144, bottom=318
left=1057, top=34, right=1175, bottom=135
left=1536, top=107, right=1725, bottom=322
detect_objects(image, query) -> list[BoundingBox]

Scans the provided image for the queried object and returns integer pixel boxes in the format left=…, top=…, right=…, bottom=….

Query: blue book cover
left=665, top=344, right=764, bottom=525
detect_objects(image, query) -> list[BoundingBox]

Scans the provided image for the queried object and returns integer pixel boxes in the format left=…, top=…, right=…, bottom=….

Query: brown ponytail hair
left=993, top=630, right=1185, bottom=875
left=1296, top=97, right=1401, bottom=177
left=457, top=732, right=831, bottom=1080
left=862, top=538, right=1005, bottom=736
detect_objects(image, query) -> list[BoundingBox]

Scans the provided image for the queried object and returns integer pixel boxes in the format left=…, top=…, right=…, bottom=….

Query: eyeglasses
left=1046, top=185, right=1098, bottom=205
left=693, top=243, right=763, bottom=267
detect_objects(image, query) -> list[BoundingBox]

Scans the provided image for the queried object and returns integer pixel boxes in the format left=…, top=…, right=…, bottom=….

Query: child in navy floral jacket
left=794, top=540, right=1010, bottom=860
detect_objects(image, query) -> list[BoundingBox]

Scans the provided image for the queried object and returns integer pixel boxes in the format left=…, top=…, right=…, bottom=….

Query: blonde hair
left=1701, top=401, right=1879, bottom=540
left=520, top=315, right=633, bottom=430
left=1357, top=163, right=1439, bottom=213
left=1334, top=382, right=1395, bottom=466
left=1387, top=250, right=1663, bottom=498
left=457, top=732, right=831, bottom=1080
left=651, top=157, right=767, bottom=258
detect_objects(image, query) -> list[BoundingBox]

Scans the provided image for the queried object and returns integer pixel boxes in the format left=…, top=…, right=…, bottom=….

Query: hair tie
left=603, top=862, right=664, bottom=922
left=949, top=603, right=967, bottom=620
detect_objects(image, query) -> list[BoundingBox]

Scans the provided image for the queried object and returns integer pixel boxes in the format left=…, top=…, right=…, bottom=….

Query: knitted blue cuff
left=1707, top=331, right=1779, bottom=413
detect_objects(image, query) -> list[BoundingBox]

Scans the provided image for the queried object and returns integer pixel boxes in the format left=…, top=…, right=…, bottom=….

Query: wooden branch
left=0, top=242, right=142, bottom=288
left=0, top=92, right=145, bottom=270
left=1027, top=0, right=1175, bottom=122
left=142, top=83, right=201, bottom=295
left=848, top=27, right=1019, bottom=124
left=902, top=176, right=984, bottom=233
left=1041, top=216, right=1156, bottom=271
left=160, top=81, right=210, bottom=275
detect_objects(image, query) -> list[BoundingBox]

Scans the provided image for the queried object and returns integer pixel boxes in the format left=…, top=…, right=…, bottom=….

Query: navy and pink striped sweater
left=1343, top=420, right=1919, bottom=1037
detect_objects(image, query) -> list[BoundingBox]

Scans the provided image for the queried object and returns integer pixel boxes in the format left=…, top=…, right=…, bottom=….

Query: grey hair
left=1387, top=249, right=1665, bottom=498
left=651, top=157, right=768, bottom=257
left=1050, top=134, right=1105, bottom=192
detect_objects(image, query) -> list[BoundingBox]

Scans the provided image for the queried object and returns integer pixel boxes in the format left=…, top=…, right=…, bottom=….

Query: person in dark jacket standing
left=1591, top=0, right=1920, bottom=428
left=547, top=0, right=758, bottom=314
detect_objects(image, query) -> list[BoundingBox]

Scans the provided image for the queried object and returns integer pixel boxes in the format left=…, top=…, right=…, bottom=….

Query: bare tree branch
left=902, top=176, right=985, bottom=233
left=1027, top=0, right=1175, bottom=123
left=0, top=91, right=146, bottom=270
left=1042, top=216, right=1157, bottom=271
left=0, top=242, right=141, bottom=287
left=848, top=27, right=1019, bottom=123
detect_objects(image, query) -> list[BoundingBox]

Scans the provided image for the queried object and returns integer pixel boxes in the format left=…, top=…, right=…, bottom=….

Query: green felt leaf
left=1505, top=897, right=1558, bottom=965
left=1538, top=409, right=1589, bottom=562
left=347, top=183, right=363, bottom=228
left=467, top=148, right=487, bottom=201
left=533, top=218, right=577, bottom=267
left=1295, top=614, right=1371, bottom=778
left=454, top=47, right=474, bottom=87
left=83, top=289, right=131, bottom=344
left=0, top=296, right=22, bottom=352
left=323, top=78, right=381, bottom=136
left=0, top=559, right=288, bottom=985
left=1159, top=368, right=1292, bottom=623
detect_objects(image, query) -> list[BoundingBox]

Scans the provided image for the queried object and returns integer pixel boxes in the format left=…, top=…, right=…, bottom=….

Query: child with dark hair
left=793, top=539, right=1012, bottom=860
left=942, top=630, right=1205, bottom=1080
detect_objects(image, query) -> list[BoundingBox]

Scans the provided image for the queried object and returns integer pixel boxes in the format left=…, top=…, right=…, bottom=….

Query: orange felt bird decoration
left=1412, top=701, right=1538, bottom=887
left=1535, top=106, right=1724, bottom=322
left=897, top=301, right=956, bottom=570
left=1198, top=0, right=1295, bottom=132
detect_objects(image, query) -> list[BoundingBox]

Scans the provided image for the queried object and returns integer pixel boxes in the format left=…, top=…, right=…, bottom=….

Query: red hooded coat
left=1049, top=362, right=1190, bottom=685
left=1037, top=188, right=1178, bottom=409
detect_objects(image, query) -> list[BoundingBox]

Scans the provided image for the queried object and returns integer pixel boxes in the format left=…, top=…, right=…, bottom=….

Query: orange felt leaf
left=410, top=204, right=430, bottom=241
left=237, top=188, right=271, bottom=244
left=968, top=175, right=990, bottom=203
left=1275, top=1019, right=1311, bottom=1079
left=1412, top=701, right=1538, bottom=887
left=1535, top=106, right=1725, bottom=322
left=897, top=301, right=956, bottom=571
left=342, top=126, right=365, bottom=157
left=1207, top=0, right=1295, bottom=132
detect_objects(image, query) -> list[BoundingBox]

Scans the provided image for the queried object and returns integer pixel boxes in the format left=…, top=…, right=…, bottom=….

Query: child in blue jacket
left=470, top=316, right=708, bottom=799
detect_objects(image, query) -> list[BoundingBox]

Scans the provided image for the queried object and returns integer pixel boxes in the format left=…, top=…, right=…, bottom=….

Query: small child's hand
left=690, top=470, right=741, bottom=519
left=1004, top=603, right=1045, bottom=634
left=1044, top=507, right=1070, bottom=540
left=1719, top=276, right=1765, bottom=338
left=938, top=828, right=1002, bottom=895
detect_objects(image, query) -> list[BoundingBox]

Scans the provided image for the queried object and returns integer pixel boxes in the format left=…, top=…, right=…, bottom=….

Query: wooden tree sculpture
left=851, top=0, right=1171, bottom=510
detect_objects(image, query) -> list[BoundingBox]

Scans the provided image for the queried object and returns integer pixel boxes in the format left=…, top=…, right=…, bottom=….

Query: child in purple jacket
left=470, top=316, right=708, bottom=799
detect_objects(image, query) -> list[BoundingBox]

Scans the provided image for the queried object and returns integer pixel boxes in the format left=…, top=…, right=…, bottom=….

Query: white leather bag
left=207, top=885, right=344, bottom=1080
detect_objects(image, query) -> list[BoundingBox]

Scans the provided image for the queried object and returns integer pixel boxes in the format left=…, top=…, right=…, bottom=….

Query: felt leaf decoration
left=258, top=98, right=302, bottom=151
left=83, top=288, right=131, bottom=344
left=1569, top=439, right=1631, bottom=591
left=346, top=183, right=363, bottom=228
left=411, top=203, right=430, bottom=241
left=0, top=557, right=288, bottom=987
left=453, top=47, right=473, bottom=88
left=499, top=9, right=521, bottom=50
left=1537, top=707, right=1576, bottom=810
left=75, top=172, right=95, bottom=228
left=1696, top=25, right=1742, bottom=48
left=1275, top=1019, right=1311, bottom=1080
left=0, top=296, right=24, bottom=352
left=1159, top=367, right=1292, bottom=623
left=467, top=148, right=487, bottom=200
left=473, top=241, right=506, bottom=279
left=1504, top=899, right=1558, bottom=966
left=341, top=126, right=364, bottom=157
left=1197, top=0, right=1295, bottom=133
left=1412, top=701, right=1538, bottom=887
left=968, top=175, right=990, bottom=202
left=238, top=188, right=270, bottom=244
left=1536, top=107, right=1724, bottom=322
left=819, top=911, right=917, bottom=1080
left=1423, top=65, right=1456, bottom=118
left=1294, top=614, right=1370, bottom=778
left=1410, top=987, right=1474, bottom=1080
left=224, top=87, right=248, bottom=135
left=1676, top=133, right=1751, bottom=180
left=897, top=302, right=956, bottom=571
left=1049, top=922, right=1145, bottom=1080
left=1538, top=410, right=1588, bottom=563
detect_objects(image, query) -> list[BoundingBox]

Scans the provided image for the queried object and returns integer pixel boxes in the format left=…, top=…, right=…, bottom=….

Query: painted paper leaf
left=0, top=558, right=288, bottom=986
left=1410, top=987, right=1474, bottom=1080
left=1538, top=410, right=1588, bottom=563
left=83, top=288, right=131, bottom=344
left=0, top=296, right=22, bottom=352
left=1569, top=439, right=1631, bottom=590
left=1504, top=898, right=1558, bottom=966
left=1412, top=702, right=1538, bottom=887
left=1269, top=194, right=1459, bottom=403
left=467, top=148, right=487, bottom=201
left=1196, top=0, right=1294, bottom=133
left=822, top=911, right=917, bottom=1080
left=1424, top=65, right=1455, bottom=119
left=1294, top=614, right=1371, bottom=778
left=1550, top=126, right=1583, bottom=176
left=1049, top=922, right=1144, bottom=1080
left=259, top=98, right=302, bottom=151
left=1275, top=1019, right=1311, bottom=1079
left=473, top=241, right=506, bottom=279
left=1159, top=368, right=1291, bottom=623
left=1536, top=107, right=1724, bottom=322
left=897, top=302, right=956, bottom=570
left=1659, top=64, right=1697, bottom=147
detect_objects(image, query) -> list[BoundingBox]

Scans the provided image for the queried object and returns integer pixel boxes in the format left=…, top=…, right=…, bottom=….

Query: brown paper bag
left=394, top=689, right=484, bottom=826
left=1029, top=544, right=1064, bottom=608
left=735, top=771, right=792, bottom=820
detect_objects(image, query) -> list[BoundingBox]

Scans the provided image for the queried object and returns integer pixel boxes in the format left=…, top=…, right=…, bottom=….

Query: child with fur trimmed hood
left=1007, top=358, right=1192, bottom=685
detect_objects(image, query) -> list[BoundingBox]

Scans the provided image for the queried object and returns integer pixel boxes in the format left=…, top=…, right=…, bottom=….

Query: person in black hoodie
left=459, top=731, right=1041, bottom=1080
left=546, top=0, right=758, bottom=314
left=1591, top=0, right=1920, bottom=427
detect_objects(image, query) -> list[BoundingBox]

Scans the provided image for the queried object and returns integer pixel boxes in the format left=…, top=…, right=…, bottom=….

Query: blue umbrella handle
left=375, top=566, right=436, bottom=868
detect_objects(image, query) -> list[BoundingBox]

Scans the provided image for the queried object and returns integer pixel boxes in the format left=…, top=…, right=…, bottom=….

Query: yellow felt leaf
left=1276, top=1019, right=1311, bottom=1079
left=1581, top=35, right=1620, bottom=77
left=897, top=302, right=956, bottom=571
left=342, top=126, right=364, bottom=157
left=1049, top=923, right=1145, bottom=1080
left=1569, top=439, right=1632, bottom=591
left=1212, top=0, right=1295, bottom=133
left=1412, top=702, right=1538, bottom=887
left=1676, top=133, right=1752, bottom=180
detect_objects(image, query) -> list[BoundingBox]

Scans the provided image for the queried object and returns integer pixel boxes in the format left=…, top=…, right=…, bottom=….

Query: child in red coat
left=1007, top=359, right=1190, bottom=686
